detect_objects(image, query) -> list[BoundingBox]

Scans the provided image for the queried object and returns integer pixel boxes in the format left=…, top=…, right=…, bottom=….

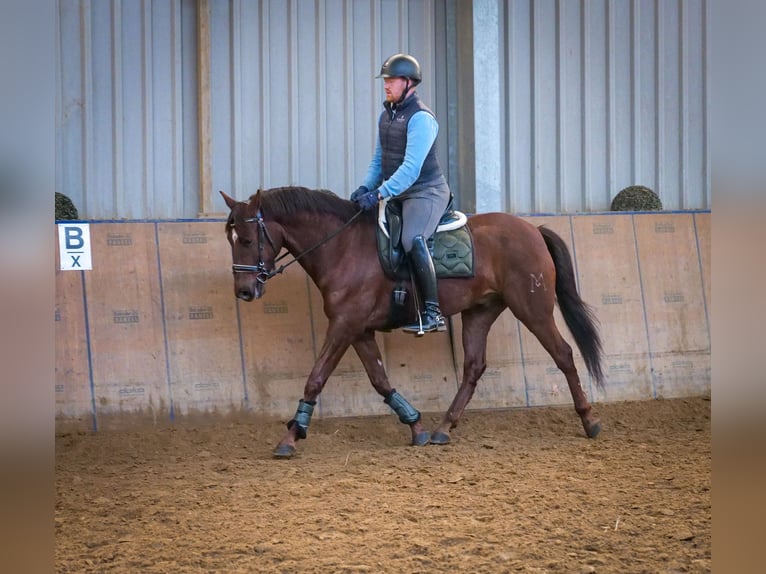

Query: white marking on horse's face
left=231, top=228, right=238, bottom=243
left=377, top=359, right=383, bottom=367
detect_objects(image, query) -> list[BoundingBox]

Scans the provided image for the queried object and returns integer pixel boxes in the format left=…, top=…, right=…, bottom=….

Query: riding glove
left=350, top=185, right=368, bottom=202
left=355, top=189, right=380, bottom=211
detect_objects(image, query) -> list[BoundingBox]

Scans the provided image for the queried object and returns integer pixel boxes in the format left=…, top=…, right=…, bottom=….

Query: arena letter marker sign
left=58, top=223, right=92, bottom=270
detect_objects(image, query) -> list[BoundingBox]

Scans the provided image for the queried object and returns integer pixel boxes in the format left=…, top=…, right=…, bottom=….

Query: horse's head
left=221, top=190, right=282, bottom=301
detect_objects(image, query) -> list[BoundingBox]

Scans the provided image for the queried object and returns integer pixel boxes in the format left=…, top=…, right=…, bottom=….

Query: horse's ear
left=220, top=190, right=238, bottom=211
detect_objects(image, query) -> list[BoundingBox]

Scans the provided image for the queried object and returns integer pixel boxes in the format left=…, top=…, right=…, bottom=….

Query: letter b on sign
left=65, top=227, right=84, bottom=250
left=58, top=223, right=92, bottom=270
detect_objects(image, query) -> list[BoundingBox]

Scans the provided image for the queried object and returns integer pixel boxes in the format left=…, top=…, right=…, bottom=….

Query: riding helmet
left=376, top=53, right=421, bottom=85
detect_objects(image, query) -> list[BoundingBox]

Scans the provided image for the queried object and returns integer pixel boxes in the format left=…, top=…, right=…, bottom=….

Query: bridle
left=230, top=206, right=363, bottom=286
left=230, top=209, right=280, bottom=286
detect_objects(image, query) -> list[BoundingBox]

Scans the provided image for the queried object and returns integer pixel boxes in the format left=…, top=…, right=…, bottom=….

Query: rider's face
left=383, top=77, right=409, bottom=103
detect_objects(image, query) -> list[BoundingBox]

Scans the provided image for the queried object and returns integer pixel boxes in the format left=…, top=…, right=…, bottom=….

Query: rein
left=232, top=208, right=363, bottom=284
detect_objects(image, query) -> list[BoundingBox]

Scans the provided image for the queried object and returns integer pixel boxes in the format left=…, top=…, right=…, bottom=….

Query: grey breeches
left=399, top=180, right=451, bottom=252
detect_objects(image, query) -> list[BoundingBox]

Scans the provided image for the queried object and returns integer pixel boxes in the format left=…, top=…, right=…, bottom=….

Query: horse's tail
left=538, top=225, right=605, bottom=389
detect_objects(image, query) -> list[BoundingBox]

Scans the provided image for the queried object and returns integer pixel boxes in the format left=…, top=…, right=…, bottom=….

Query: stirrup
left=402, top=311, right=446, bottom=336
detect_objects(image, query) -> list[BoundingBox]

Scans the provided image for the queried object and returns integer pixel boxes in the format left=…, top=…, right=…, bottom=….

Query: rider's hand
left=350, top=185, right=368, bottom=202
left=355, top=189, right=380, bottom=211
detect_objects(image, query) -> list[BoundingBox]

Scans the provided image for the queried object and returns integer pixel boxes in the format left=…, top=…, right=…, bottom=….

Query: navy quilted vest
left=379, top=93, right=442, bottom=188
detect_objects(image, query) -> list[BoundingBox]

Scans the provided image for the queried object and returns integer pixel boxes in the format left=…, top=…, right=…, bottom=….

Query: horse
left=221, top=187, right=604, bottom=459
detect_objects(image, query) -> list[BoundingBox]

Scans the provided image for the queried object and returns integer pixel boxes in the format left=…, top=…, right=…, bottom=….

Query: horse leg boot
left=273, top=399, right=317, bottom=459
left=353, top=334, right=431, bottom=447
left=383, top=389, right=431, bottom=446
left=402, top=235, right=446, bottom=335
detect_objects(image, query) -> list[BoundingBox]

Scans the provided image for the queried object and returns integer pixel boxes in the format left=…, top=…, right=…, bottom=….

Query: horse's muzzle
left=235, top=280, right=264, bottom=302
left=236, top=289, right=254, bottom=302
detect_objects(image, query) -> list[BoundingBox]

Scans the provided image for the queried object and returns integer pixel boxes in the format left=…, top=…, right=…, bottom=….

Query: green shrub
left=55, top=192, right=79, bottom=220
left=610, top=185, right=663, bottom=211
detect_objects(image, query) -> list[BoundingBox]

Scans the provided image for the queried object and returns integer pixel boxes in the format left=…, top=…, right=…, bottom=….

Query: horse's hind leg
left=522, top=314, right=601, bottom=438
left=431, top=303, right=504, bottom=445
left=353, top=331, right=431, bottom=446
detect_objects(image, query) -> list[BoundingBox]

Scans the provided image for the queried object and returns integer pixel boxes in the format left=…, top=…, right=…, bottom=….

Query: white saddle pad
left=377, top=198, right=468, bottom=239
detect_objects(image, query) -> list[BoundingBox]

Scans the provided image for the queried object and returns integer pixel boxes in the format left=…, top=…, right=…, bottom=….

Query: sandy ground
left=55, top=396, right=710, bottom=573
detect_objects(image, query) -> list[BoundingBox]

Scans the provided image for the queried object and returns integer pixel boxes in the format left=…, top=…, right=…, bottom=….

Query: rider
left=351, top=53, right=451, bottom=335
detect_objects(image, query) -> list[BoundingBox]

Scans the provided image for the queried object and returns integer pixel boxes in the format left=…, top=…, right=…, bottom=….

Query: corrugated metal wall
left=57, top=0, right=199, bottom=219
left=56, top=0, right=710, bottom=219
left=205, top=0, right=440, bottom=214
left=473, top=0, right=710, bottom=213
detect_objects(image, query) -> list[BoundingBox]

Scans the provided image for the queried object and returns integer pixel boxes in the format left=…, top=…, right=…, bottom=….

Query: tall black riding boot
left=402, top=235, right=446, bottom=336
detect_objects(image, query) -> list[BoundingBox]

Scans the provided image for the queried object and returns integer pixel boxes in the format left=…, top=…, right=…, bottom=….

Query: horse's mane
left=252, top=186, right=360, bottom=222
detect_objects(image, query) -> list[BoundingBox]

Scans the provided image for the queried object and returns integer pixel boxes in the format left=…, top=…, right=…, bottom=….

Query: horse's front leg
left=353, top=330, right=431, bottom=447
left=273, top=323, right=353, bottom=459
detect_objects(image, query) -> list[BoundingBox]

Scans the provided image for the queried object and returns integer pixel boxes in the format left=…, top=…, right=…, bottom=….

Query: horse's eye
left=240, top=237, right=253, bottom=246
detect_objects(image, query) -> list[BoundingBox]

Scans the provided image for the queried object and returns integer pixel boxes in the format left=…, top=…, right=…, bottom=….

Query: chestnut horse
left=221, top=187, right=604, bottom=458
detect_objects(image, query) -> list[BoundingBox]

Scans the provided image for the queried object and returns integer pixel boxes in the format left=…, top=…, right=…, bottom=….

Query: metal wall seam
left=289, top=0, right=300, bottom=184
left=82, top=0, right=95, bottom=217
left=531, top=0, right=540, bottom=213
left=344, top=0, right=354, bottom=193
left=170, top=0, right=183, bottom=215
left=398, top=0, right=408, bottom=55
left=55, top=0, right=62, bottom=198
left=372, top=0, right=382, bottom=175
left=581, top=0, right=592, bottom=212
left=142, top=0, right=154, bottom=217
left=607, top=0, right=617, bottom=210
left=317, top=1, right=327, bottom=187
left=631, top=0, right=640, bottom=184
left=259, top=0, right=270, bottom=185
left=423, top=0, right=435, bottom=98
left=680, top=0, right=689, bottom=209
left=503, top=0, right=513, bottom=215
left=230, top=0, right=243, bottom=200
left=655, top=0, right=664, bottom=206
left=702, top=0, right=711, bottom=207
left=556, top=0, right=565, bottom=213
left=111, top=1, right=124, bottom=216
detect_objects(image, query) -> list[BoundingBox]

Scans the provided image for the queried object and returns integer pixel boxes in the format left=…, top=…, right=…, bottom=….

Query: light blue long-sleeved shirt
left=361, top=110, right=439, bottom=199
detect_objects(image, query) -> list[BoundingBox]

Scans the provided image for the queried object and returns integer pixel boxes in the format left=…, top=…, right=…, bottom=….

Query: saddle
left=375, top=195, right=474, bottom=281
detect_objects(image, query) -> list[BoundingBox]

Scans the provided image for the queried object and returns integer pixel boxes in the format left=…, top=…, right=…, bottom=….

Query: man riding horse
left=350, top=53, right=451, bottom=335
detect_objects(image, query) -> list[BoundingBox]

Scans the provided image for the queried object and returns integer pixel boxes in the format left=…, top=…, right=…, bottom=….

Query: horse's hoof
left=272, top=444, right=296, bottom=459
left=430, top=431, right=451, bottom=445
left=411, top=431, right=431, bottom=447
left=584, top=420, right=602, bottom=439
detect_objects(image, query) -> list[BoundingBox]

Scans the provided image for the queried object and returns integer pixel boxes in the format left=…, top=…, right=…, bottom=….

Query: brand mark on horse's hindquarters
left=529, top=273, right=547, bottom=293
